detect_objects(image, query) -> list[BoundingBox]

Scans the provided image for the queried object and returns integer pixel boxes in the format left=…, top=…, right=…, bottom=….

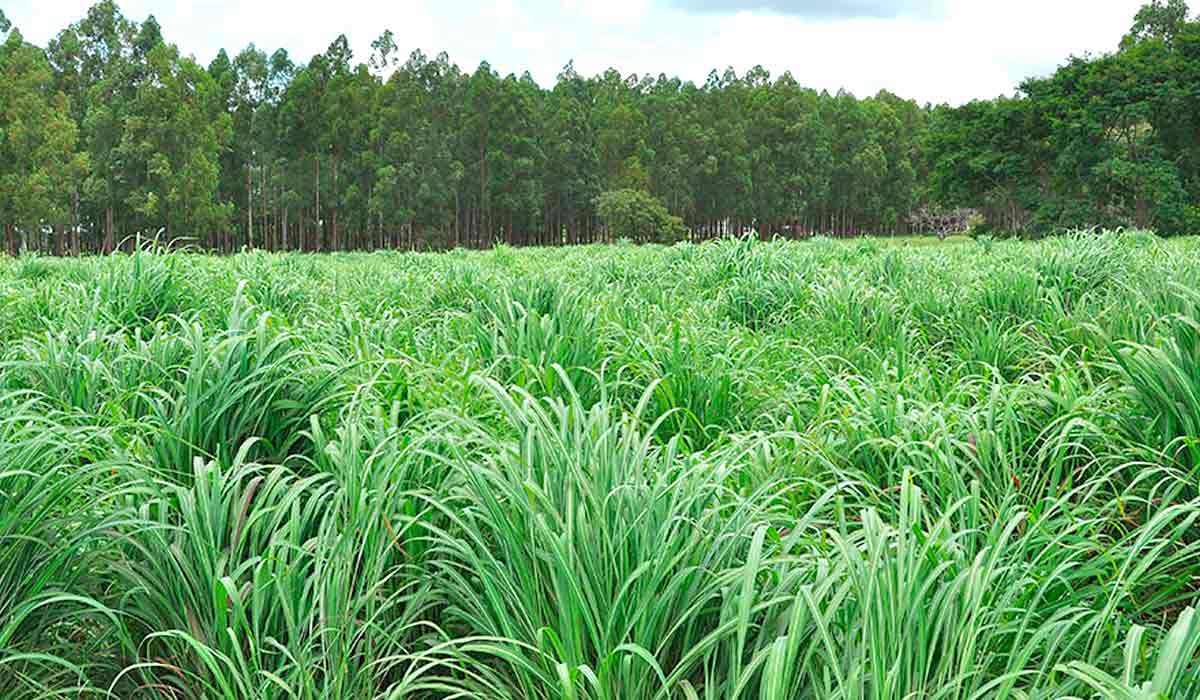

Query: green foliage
left=595, top=188, right=688, bottom=244
left=468, top=283, right=603, bottom=405
left=625, top=323, right=746, bottom=448
left=1125, top=0, right=1193, bottom=46
left=1112, top=293, right=1200, bottom=467
left=1035, top=229, right=1132, bottom=305
left=0, top=402, right=115, bottom=698
left=8, top=1, right=1200, bottom=254
left=415, top=379, right=788, bottom=698
left=722, top=270, right=807, bottom=329
left=14, top=254, right=53, bottom=281
left=930, top=3, right=1200, bottom=237
left=1057, top=607, right=1200, bottom=700
left=109, top=417, right=438, bottom=698
left=140, top=297, right=340, bottom=483
left=1, top=4, right=945, bottom=254
left=0, top=25, right=86, bottom=253
left=95, top=243, right=190, bottom=328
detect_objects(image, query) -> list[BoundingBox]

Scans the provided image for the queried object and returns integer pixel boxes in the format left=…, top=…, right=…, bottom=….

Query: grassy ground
left=1, top=230, right=1199, bottom=699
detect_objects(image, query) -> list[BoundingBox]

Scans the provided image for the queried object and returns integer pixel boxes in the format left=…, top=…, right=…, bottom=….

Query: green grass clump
left=96, top=245, right=193, bottom=330
left=1112, top=295, right=1200, bottom=469
left=411, top=379, right=793, bottom=698
left=140, top=296, right=342, bottom=483
left=0, top=400, right=117, bottom=698
left=2, top=231, right=1199, bottom=698
left=1035, top=229, right=1132, bottom=308
left=468, top=282, right=603, bottom=405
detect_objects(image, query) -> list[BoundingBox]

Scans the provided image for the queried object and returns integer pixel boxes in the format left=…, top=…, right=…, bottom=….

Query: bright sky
left=5, top=0, right=1147, bottom=105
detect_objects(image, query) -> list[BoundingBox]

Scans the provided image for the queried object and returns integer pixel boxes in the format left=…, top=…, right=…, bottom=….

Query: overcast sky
left=6, top=0, right=1146, bottom=105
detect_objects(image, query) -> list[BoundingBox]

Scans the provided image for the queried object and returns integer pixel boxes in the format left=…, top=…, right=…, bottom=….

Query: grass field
left=2, top=231, right=1199, bottom=699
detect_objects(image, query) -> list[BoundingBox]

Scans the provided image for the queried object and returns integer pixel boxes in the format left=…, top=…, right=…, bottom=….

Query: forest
left=1, top=1, right=1199, bottom=254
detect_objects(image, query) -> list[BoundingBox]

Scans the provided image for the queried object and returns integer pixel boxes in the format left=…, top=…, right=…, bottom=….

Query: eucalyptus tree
left=10, top=0, right=1200, bottom=252
left=0, top=25, right=86, bottom=254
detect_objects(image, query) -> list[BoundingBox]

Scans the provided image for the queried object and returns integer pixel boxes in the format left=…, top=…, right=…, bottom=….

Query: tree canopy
left=595, top=189, right=688, bottom=244
left=0, top=1, right=1197, bottom=253
left=926, top=1, right=1200, bottom=235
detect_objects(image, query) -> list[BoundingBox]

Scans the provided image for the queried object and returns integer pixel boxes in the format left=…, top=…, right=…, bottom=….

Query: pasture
left=2, top=231, right=1199, bottom=698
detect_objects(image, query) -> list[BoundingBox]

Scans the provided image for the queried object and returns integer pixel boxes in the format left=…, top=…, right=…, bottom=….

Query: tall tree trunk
left=1135, top=195, right=1150, bottom=230
left=315, top=157, right=321, bottom=251
left=104, top=207, right=115, bottom=254
left=260, top=163, right=268, bottom=251
left=332, top=157, right=340, bottom=251
left=479, top=145, right=487, bottom=248
left=70, top=191, right=80, bottom=255
left=247, top=164, right=253, bottom=249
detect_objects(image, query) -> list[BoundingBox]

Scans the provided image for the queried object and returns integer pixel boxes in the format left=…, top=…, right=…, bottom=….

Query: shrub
left=595, top=189, right=688, bottom=244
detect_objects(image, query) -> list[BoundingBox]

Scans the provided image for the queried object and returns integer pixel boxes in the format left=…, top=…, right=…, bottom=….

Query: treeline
left=927, top=0, right=1200, bottom=235
left=0, top=1, right=1197, bottom=254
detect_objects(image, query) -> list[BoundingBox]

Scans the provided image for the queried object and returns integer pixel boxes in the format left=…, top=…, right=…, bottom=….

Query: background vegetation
left=2, top=1, right=1200, bottom=254
left=2, top=231, right=1200, bottom=697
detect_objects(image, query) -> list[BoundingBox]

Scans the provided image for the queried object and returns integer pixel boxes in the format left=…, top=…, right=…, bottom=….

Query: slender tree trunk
left=261, top=164, right=268, bottom=251
left=332, top=157, right=340, bottom=251
left=1135, top=196, right=1150, bottom=230
left=70, top=191, right=80, bottom=256
left=479, top=145, right=487, bottom=248
left=104, top=207, right=115, bottom=253
left=247, top=164, right=253, bottom=249
left=315, top=157, right=321, bottom=251
left=454, top=191, right=461, bottom=249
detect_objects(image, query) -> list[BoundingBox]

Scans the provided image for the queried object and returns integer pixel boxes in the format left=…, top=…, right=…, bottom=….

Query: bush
left=595, top=189, right=688, bottom=244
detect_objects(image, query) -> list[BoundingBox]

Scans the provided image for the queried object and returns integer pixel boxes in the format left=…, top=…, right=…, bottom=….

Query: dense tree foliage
left=595, top=188, right=688, bottom=244
left=0, top=25, right=87, bottom=254
left=927, top=0, right=1200, bottom=235
left=0, top=1, right=1198, bottom=252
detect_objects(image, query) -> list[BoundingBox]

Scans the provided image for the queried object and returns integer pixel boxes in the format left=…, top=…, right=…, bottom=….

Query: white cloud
left=572, top=0, right=653, bottom=26
left=671, top=0, right=948, bottom=21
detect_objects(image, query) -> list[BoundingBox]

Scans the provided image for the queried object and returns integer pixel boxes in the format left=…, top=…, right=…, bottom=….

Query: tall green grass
left=1, top=231, right=1198, bottom=697
left=1112, top=294, right=1200, bottom=470
left=0, top=397, right=118, bottom=698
